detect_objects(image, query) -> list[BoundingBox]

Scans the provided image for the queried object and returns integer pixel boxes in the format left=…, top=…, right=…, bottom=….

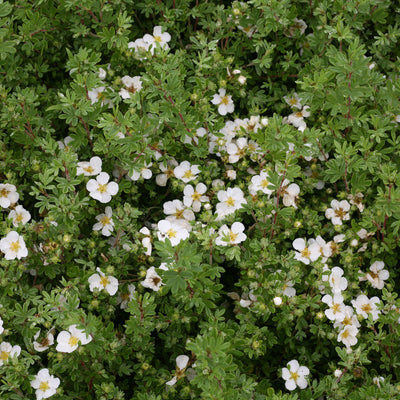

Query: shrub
left=1, top=0, right=400, bottom=399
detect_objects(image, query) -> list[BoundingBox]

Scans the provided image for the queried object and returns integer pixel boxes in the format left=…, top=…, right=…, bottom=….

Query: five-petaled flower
left=31, top=368, right=60, bottom=400
left=93, top=206, right=114, bottom=237
left=86, top=172, right=119, bottom=203
left=325, top=200, right=350, bottom=225
left=88, top=267, right=119, bottom=295
left=141, top=266, right=164, bottom=291
left=0, top=231, right=28, bottom=260
left=56, top=325, right=92, bottom=353
left=0, top=183, right=19, bottom=208
left=211, top=88, right=235, bottom=116
left=282, top=359, right=309, bottom=391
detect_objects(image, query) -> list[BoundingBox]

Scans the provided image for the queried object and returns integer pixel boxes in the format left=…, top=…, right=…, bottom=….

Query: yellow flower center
left=98, top=184, right=108, bottom=193
left=261, top=179, right=270, bottom=189
left=151, top=276, right=161, bottom=285
left=229, top=231, right=238, bottom=243
left=174, top=209, right=184, bottom=219
left=301, top=247, right=310, bottom=258
left=68, top=336, right=79, bottom=347
left=290, top=371, right=299, bottom=382
left=154, top=35, right=162, bottom=43
left=295, top=111, right=303, bottom=118
left=226, top=197, right=235, bottom=207
left=100, top=216, right=111, bottom=226
left=192, top=192, right=201, bottom=201
left=84, top=166, right=94, bottom=174
left=128, top=86, right=137, bottom=94
left=342, top=316, right=352, bottom=326
left=221, top=95, right=230, bottom=105
left=0, top=188, right=9, bottom=197
left=341, top=329, right=350, bottom=339
left=16, top=213, right=23, bottom=222
left=289, top=98, right=298, bottom=106
left=0, top=351, right=9, bottom=361
left=100, top=276, right=110, bottom=288
left=368, top=271, right=379, bottom=280
left=334, top=208, right=346, bottom=219
left=167, top=229, right=177, bottom=238
left=183, top=170, right=194, bottom=179
left=361, top=304, right=372, bottom=314
left=332, top=303, right=341, bottom=314
left=10, top=241, right=20, bottom=252
left=39, top=381, right=50, bottom=392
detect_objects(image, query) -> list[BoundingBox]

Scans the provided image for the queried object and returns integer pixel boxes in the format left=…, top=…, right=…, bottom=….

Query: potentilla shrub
left=1, top=0, right=400, bottom=399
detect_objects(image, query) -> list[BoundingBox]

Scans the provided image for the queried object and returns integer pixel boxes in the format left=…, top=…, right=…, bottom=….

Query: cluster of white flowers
left=128, top=25, right=171, bottom=57
left=0, top=183, right=31, bottom=260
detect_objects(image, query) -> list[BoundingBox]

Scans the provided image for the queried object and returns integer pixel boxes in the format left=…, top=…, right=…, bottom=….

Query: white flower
left=0, top=342, right=21, bottom=366
left=337, top=325, right=358, bottom=348
left=77, top=156, right=102, bottom=176
left=119, top=76, right=142, bottom=99
left=117, top=284, right=136, bottom=309
left=282, top=182, right=300, bottom=208
left=322, top=294, right=346, bottom=322
left=141, top=266, right=164, bottom=291
left=156, top=158, right=178, bottom=186
left=166, top=355, right=190, bottom=386
left=128, top=162, right=153, bottom=181
left=215, top=222, right=246, bottom=246
left=86, top=172, right=119, bottom=203
left=92, top=206, right=114, bottom=236
left=282, top=281, right=296, bottom=297
left=88, top=268, right=118, bottom=295
left=0, top=184, right=19, bottom=208
left=157, top=219, right=189, bottom=246
left=143, top=25, right=171, bottom=53
left=292, top=238, right=320, bottom=265
left=365, top=261, right=389, bottom=290
left=56, top=325, right=92, bottom=353
left=373, top=376, right=384, bottom=388
left=8, top=205, right=31, bottom=226
left=184, top=127, right=207, bottom=145
left=139, top=227, right=152, bottom=255
left=238, top=75, right=246, bottom=85
left=128, top=38, right=150, bottom=57
left=33, top=329, right=54, bottom=352
left=57, top=136, right=73, bottom=150
left=0, top=317, right=3, bottom=334
left=163, top=199, right=195, bottom=231
left=284, top=93, right=302, bottom=109
left=333, top=305, right=361, bottom=331
left=348, top=192, right=364, bottom=212
left=0, top=231, right=28, bottom=260
left=211, top=88, right=235, bottom=116
left=325, top=200, right=351, bottom=225
left=328, top=267, right=348, bottom=294
left=87, top=86, right=113, bottom=107
left=215, top=187, right=247, bottom=220
left=273, top=296, right=283, bottom=306
left=282, top=360, right=309, bottom=391
left=183, top=183, right=209, bottom=212
left=351, top=294, right=381, bottom=321
left=174, top=161, right=200, bottom=183
left=226, top=137, right=247, bottom=163
left=249, top=171, right=274, bottom=196
left=31, top=368, right=60, bottom=400
left=98, top=67, right=107, bottom=80
left=287, top=106, right=310, bottom=131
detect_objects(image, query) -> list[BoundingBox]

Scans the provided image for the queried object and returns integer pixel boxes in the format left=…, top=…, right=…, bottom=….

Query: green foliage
left=1, top=0, right=400, bottom=399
